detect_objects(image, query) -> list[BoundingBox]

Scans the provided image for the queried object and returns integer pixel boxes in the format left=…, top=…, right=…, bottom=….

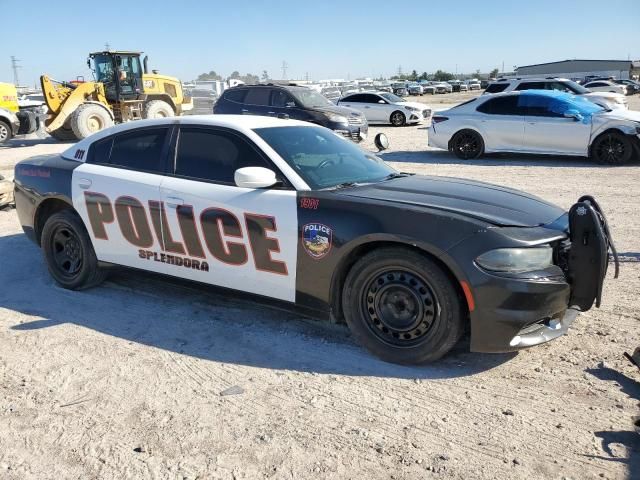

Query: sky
left=4, top=0, right=639, bottom=87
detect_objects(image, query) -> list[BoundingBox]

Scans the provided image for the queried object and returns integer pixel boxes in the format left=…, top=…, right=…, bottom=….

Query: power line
left=10, top=56, right=21, bottom=86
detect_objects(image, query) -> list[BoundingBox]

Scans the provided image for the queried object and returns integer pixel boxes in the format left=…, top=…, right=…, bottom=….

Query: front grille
left=348, top=116, right=364, bottom=125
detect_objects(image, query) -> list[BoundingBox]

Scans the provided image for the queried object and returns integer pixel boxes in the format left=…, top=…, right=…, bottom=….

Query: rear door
left=72, top=126, right=172, bottom=274
left=475, top=96, right=526, bottom=151
left=522, top=94, right=591, bottom=155
left=158, top=126, right=298, bottom=302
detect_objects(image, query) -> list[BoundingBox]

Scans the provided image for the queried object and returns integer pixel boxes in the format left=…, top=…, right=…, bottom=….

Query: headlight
left=476, top=247, right=553, bottom=273
left=327, top=113, right=348, bottom=124
left=405, top=106, right=420, bottom=112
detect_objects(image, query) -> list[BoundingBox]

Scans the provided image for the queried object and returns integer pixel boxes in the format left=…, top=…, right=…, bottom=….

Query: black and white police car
left=14, top=115, right=618, bottom=364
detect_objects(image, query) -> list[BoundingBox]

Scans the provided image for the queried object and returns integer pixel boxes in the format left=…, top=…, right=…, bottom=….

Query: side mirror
left=87, top=58, right=91, bottom=68
left=285, top=101, right=296, bottom=108
left=234, top=167, right=278, bottom=189
left=374, top=133, right=389, bottom=151
left=563, top=109, right=584, bottom=122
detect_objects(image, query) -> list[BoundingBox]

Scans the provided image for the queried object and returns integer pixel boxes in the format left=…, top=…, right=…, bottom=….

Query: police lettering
left=84, top=192, right=287, bottom=275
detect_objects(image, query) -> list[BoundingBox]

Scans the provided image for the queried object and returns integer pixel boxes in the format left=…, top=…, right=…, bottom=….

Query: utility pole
left=105, top=42, right=111, bottom=51
left=10, top=56, right=21, bottom=86
left=305, top=71, right=309, bottom=82
left=397, top=65, right=403, bottom=77
left=502, top=60, right=505, bottom=75
left=281, top=61, right=288, bottom=80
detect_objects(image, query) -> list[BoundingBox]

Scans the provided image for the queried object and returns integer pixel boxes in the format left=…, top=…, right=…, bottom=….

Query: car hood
left=338, top=175, right=565, bottom=227
left=596, top=109, right=640, bottom=122
left=584, top=91, right=624, bottom=100
left=395, top=101, right=429, bottom=110
left=312, top=104, right=364, bottom=118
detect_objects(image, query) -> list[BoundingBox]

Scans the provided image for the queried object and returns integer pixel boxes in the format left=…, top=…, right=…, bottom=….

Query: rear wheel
left=71, top=103, right=114, bottom=139
left=342, top=247, right=465, bottom=364
left=143, top=100, right=174, bottom=119
left=0, top=120, right=12, bottom=143
left=390, top=111, right=406, bottom=127
left=450, top=129, right=484, bottom=159
left=590, top=131, right=633, bottom=165
left=41, top=210, right=107, bottom=290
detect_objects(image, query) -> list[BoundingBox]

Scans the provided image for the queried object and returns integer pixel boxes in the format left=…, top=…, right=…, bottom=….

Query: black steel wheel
left=41, top=210, right=107, bottom=289
left=390, top=111, right=406, bottom=127
left=450, top=129, right=484, bottom=160
left=342, top=247, right=465, bottom=364
left=591, top=131, right=633, bottom=165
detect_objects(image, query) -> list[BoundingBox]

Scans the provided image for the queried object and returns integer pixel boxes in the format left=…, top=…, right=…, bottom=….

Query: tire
left=390, top=111, right=406, bottom=127
left=450, top=129, right=484, bottom=160
left=143, top=100, right=174, bottom=119
left=0, top=120, right=12, bottom=143
left=41, top=210, right=107, bottom=290
left=49, top=117, right=78, bottom=141
left=590, top=131, right=633, bottom=165
left=71, top=103, right=114, bottom=139
left=342, top=247, right=465, bottom=364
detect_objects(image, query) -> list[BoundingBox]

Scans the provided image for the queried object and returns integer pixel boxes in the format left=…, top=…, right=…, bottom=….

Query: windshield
left=292, top=89, right=334, bottom=108
left=93, top=54, right=115, bottom=84
left=254, top=126, right=396, bottom=189
left=380, top=92, right=405, bottom=103
left=563, top=81, right=590, bottom=95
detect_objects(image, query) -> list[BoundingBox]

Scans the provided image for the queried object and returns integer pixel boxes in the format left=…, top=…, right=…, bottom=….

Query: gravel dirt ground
left=0, top=93, right=639, bottom=480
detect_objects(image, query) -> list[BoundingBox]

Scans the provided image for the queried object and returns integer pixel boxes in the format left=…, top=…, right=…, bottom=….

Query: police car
left=13, top=116, right=618, bottom=364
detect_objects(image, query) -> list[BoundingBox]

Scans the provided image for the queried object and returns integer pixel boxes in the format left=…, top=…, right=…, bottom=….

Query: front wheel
left=41, top=210, right=107, bottom=290
left=0, top=120, right=12, bottom=143
left=390, top=111, right=406, bottom=127
left=342, top=248, right=465, bottom=364
left=590, top=131, right=633, bottom=165
left=450, top=129, right=484, bottom=160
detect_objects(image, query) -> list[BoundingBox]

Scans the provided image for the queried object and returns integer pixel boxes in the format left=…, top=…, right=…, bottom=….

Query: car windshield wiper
left=382, top=172, right=413, bottom=181
left=328, top=181, right=360, bottom=190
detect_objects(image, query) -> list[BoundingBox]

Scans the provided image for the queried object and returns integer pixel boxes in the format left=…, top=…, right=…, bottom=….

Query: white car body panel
left=338, top=92, right=430, bottom=125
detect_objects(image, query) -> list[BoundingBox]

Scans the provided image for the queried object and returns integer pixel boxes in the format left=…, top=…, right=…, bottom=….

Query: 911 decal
left=83, top=192, right=288, bottom=276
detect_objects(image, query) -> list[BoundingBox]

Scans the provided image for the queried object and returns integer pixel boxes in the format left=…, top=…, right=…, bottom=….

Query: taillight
left=432, top=116, right=449, bottom=123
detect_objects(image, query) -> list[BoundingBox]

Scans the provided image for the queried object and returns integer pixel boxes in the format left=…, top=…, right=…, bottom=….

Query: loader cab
left=89, top=51, right=143, bottom=103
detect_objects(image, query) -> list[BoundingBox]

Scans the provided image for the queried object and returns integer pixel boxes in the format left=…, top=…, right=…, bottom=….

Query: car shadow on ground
left=379, top=149, right=625, bottom=168
left=583, top=365, right=640, bottom=478
left=0, top=232, right=515, bottom=380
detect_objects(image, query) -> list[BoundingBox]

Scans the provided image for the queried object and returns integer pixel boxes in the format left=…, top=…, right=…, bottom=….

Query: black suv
left=213, top=84, right=368, bottom=142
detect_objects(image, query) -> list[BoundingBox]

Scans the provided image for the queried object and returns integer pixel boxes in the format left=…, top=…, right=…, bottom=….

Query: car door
left=522, top=94, right=591, bottom=155
left=362, top=94, right=388, bottom=122
left=475, top=96, right=526, bottom=151
left=338, top=94, right=371, bottom=121
left=158, top=126, right=298, bottom=302
left=269, top=89, right=302, bottom=120
left=72, top=126, right=172, bottom=274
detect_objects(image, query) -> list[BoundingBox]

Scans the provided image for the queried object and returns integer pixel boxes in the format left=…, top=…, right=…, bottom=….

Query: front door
left=158, top=126, right=298, bottom=302
left=72, top=126, right=171, bottom=275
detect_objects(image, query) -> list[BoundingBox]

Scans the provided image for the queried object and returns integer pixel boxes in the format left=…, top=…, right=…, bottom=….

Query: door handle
left=241, top=109, right=249, bottom=114
left=166, top=196, right=184, bottom=207
left=77, top=178, right=92, bottom=190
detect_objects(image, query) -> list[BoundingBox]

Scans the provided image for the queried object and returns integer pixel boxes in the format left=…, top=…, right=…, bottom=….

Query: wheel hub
left=87, top=115, right=103, bottom=132
left=51, top=227, right=83, bottom=276
left=363, top=270, right=437, bottom=345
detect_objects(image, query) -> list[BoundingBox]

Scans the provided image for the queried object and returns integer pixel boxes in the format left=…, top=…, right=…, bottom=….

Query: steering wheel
left=318, top=159, right=336, bottom=169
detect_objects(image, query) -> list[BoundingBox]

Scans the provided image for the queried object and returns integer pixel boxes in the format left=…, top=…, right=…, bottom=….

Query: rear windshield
left=485, top=83, right=509, bottom=94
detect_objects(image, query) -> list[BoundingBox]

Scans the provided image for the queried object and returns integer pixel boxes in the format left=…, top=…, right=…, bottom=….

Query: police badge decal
left=302, top=223, right=333, bottom=259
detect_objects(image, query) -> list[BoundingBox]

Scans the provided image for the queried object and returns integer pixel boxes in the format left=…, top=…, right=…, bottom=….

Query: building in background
left=514, top=59, right=635, bottom=81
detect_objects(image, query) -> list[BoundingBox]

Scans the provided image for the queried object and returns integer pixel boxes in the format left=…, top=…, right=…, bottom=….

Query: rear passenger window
left=244, top=88, right=271, bottom=106
left=476, top=96, right=526, bottom=115
left=484, top=83, right=509, bottom=94
left=175, top=128, right=272, bottom=184
left=514, top=82, right=545, bottom=91
left=90, top=128, right=169, bottom=173
left=223, top=88, right=247, bottom=103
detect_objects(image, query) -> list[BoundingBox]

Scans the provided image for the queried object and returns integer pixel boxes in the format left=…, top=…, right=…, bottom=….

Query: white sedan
left=337, top=91, right=432, bottom=126
left=584, top=80, right=628, bottom=96
left=428, top=90, right=640, bottom=165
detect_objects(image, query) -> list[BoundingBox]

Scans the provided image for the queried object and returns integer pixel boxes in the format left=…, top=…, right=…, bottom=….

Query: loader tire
left=143, top=100, right=174, bottom=119
left=49, top=118, right=78, bottom=142
left=71, top=103, right=114, bottom=139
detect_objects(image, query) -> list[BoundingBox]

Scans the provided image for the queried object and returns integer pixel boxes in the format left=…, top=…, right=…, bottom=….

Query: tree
left=261, top=70, right=269, bottom=82
left=489, top=68, right=499, bottom=79
left=419, top=71, right=429, bottom=81
left=196, top=70, right=222, bottom=81
left=409, top=69, right=418, bottom=81
left=239, top=73, right=259, bottom=84
left=228, top=71, right=241, bottom=80
left=432, top=70, right=454, bottom=81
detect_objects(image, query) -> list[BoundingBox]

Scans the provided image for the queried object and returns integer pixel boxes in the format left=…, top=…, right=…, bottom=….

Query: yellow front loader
left=42, top=51, right=193, bottom=141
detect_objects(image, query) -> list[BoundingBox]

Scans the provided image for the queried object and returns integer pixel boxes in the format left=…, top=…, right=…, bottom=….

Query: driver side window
left=271, top=90, right=295, bottom=108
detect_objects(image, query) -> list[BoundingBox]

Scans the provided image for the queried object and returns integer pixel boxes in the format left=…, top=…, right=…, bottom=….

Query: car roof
left=61, top=115, right=313, bottom=162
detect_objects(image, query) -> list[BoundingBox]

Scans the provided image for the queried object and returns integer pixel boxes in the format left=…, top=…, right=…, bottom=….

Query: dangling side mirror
left=375, top=133, right=389, bottom=151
